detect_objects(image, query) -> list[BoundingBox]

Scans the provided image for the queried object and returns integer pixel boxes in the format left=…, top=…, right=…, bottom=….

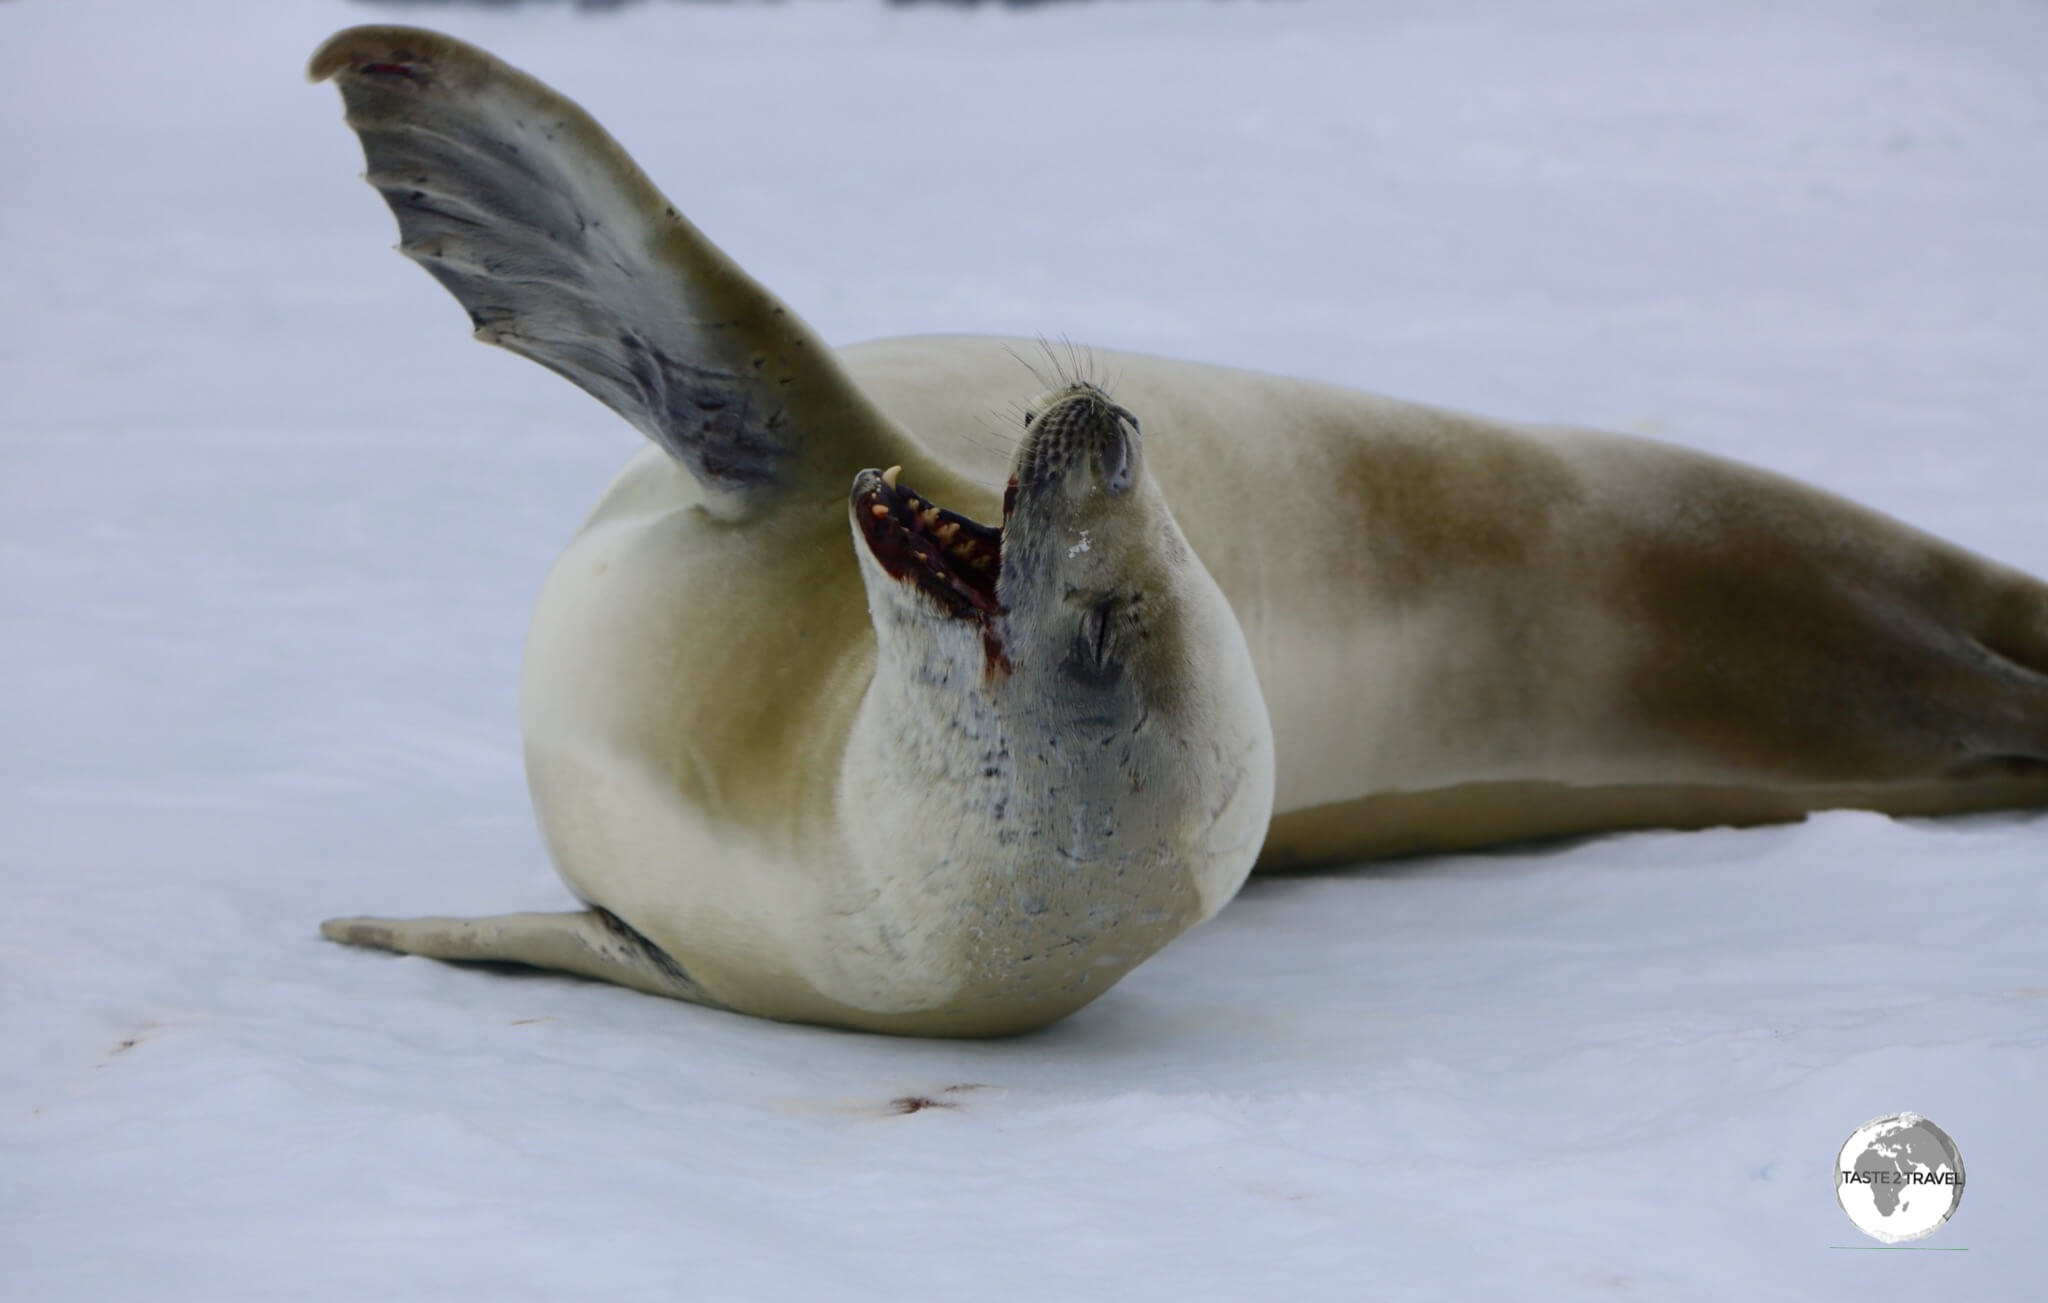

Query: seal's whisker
left=955, top=428, right=1019, bottom=460
left=966, top=418, right=1022, bottom=456
left=956, top=469, right=1008, bottom=492
left=1034, top=334, right=1077, bottom=391
left=991, top=400, right=1037, bottom=435
left=950, top=420, right=1023, bottom=471
left=1004, top=340, right=1057, bottom=392
left=1064, top=337, right=1092, bottom=389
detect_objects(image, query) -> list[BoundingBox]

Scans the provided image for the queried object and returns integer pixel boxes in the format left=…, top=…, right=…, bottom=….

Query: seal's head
left=842, top=383, right=1275, bottom=1031
left=848, top=382, right=1158, bottom=684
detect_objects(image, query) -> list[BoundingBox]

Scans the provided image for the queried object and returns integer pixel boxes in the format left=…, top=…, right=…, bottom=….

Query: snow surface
left=4, top=1, right=2046, bottom=1298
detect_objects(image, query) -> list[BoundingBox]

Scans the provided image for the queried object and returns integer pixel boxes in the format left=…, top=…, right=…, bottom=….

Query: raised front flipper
left=310, top=26, right=907, bottom=515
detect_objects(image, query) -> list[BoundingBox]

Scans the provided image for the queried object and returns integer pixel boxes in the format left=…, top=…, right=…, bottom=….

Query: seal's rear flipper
left=320, top=909, right=718, bottom=1007
left=310, top=26, right=909, bottom=516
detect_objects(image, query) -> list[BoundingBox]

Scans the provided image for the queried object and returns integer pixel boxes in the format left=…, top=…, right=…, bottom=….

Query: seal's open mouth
left=855, top=465, right=1004, bottom=619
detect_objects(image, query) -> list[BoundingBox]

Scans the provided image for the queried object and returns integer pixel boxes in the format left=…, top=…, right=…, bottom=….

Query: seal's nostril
left=1101, top=425, right=1135, bottom=496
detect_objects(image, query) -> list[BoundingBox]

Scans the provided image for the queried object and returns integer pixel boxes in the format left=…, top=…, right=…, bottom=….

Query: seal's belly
left=519, top=447, right=1238, bottom=1032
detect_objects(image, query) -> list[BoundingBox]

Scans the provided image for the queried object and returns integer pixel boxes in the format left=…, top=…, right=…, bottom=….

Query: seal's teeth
left=921, top=507, right=942, bottom=528
left=935, top=522, right=960, bottom=543
left=869, top=503, right=891, bottom=518
left=882, top=465, right=902, bottom=490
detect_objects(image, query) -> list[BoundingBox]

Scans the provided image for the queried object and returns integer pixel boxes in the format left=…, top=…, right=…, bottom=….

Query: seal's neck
left=845, top=616, right=1205, bottom=949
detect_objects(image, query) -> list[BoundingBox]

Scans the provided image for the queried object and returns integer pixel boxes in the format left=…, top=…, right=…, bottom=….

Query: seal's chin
left=853, top=465, right=1004, bottom=619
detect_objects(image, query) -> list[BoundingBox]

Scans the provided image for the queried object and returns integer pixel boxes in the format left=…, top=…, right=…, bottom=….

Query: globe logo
left=1836, top=1113, right=1965, bottom=1243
